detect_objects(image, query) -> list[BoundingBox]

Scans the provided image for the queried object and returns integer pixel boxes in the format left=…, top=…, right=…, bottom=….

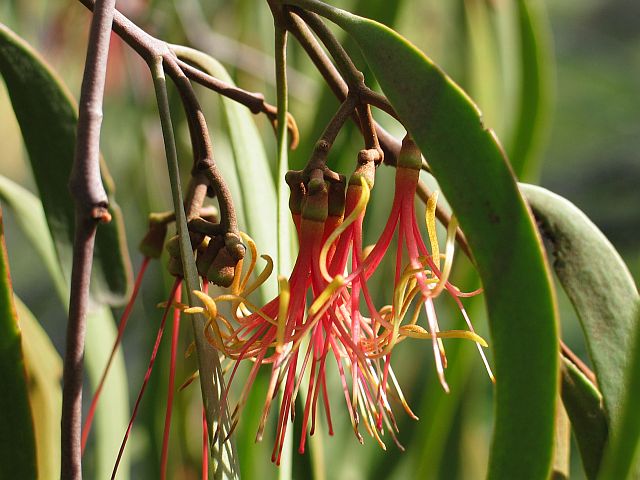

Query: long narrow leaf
left=0, top=23, right=132, bottom=304
left=560, top=356, right=607, bottom=479
left=0, top=208, right=37, bottom=479
left=600, top=307, right=640, bottom=479
left=0, top=176, right=130, bottom=478
left=14, top=297, right=62, bottom=480
left=522, top=184, right=640, bottom=477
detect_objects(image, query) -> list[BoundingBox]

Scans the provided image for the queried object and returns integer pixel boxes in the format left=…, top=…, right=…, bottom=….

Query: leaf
left=14, top=297, right=62, bottom=480
left=0, top=175, right=67, bottom=298
left=560, top=357, right=607, bottom=479
left=0, top=23, right=132, bottom=304
left=0, top=177, right=130, bottom=479
left=0, top=207, right=37, bottom=480
left=302, top=4, right=558, bottom=478
left=521, top=183, right=640, bottom=478
left=505, top=0, right=554, bottom=180
left=600, top=306, right=640, bottom=479
left=521, top=184, right=639, bottom=428
left=171, top=45, right=280, bottom=299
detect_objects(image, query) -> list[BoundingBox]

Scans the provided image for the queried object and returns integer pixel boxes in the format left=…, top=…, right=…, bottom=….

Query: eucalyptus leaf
left=522, top=183, right=640, bottom=478
left=0, top=176, right=130, bottom=478
left=521, top=184, right=639, bottom=431
left=14, top=297, right=62, bottom=480
left=0, top=208, right=37, bottom=480
left=292, top=4, right=559, bottom=478
left=0, top=23, right=132, bottom=305
left=505, top=0, right=553, bottom=180
left=600, top=307, right=640, bottom=480
left=560, top=356, right=607, bottom=479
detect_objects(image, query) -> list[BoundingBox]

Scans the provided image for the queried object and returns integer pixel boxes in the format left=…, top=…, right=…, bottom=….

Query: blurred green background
left=1, top=0, right=638, bottom=478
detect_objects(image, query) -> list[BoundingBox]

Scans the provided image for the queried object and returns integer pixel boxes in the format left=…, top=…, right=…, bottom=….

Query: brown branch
left=62, top=0, right=115, bottom=478
left=285, top=11, right=402, bottom=164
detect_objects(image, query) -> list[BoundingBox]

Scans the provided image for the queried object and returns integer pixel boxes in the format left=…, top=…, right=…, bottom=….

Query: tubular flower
left=188, top=138, right=493, bottom=462
left=341, top=136, right=494, bottom=392
left=188, top=170, right=361, bottom=464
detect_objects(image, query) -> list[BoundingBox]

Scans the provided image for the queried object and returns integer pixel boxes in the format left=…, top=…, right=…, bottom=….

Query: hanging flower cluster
left=188, top=135, right=494, bottom=463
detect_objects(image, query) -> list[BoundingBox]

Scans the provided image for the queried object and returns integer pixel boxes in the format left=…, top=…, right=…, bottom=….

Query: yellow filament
left=238, top=232, right=258, bottom=294
left=319, top=177, right=370, bottom=282
left=229, top=258, right=244, bottom=295
left=431, top=214, right=458, bottom=298
left=426, top=190, right=440, bottom=270
left=399, top=325, right=488, bottom=347
left=309, top=275, right=345, bottom=316
left=192, top=290, right=218, bottom=319
left=276, top=276, right=290, bottom=351
left=241, top=255, right=273, bottom=298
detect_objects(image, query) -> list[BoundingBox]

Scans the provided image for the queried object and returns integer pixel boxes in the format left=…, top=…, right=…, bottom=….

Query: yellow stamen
left=398, top=324, right=488, bottom=347
left=276, top=276, right=290, bottom=352
left=319, top=177, right=370, bottom=282
left=431, top=214, right=459, bottom=298
left=426, top=190, right=440, bottom=270
left=308, top=275, right=345, bottom=316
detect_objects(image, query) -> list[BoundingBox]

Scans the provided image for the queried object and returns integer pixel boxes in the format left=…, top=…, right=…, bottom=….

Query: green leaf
left=521, top=184, right=639, bottom=428
left=560, top=357, right=607, bottom=479
left=505, top=0, right=554, bottom=180
left=14, top=297, right=62, bottom=480
left=294, top=4, right=558, bottom=478
left=171, top=44, right=280, bottom=299
left=0, top=177, right=130, bottom=479
left=0, top=23, right=132, bottom=304
left=0, top=207, right=37, bottom=480
left=600, top=307, right=640, bottom=479
left=0, top=175, right=67, bottom=298
left=521, top=184, right=640, bottom=478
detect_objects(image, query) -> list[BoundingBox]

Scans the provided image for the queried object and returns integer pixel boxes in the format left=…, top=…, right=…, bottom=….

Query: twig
left=77, top=0, right=285, bottom=127
left=62, top=0, right=116, bottom=478
left=285, top=11, right=402, bottom=164
left=150, top=57, right=240, bottom=479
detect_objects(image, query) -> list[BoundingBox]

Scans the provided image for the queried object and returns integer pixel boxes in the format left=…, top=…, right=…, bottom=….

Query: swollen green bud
left=301, top=175, right=328, bottom=222
left=397, top=135, right=422, bottom=170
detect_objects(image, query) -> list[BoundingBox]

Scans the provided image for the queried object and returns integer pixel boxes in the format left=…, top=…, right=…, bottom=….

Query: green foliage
left=0, top=209, right=37, bottom=480
left=0, top=23, right=132, bottom=305
left=523, top=183, right=640, bottom=477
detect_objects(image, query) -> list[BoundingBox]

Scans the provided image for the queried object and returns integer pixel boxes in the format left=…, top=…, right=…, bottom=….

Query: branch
left=62, top=0, right=115, bottom=478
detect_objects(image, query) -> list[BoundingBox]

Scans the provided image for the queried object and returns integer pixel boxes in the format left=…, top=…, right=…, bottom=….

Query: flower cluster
left=190, top=135, right=493, bottom=464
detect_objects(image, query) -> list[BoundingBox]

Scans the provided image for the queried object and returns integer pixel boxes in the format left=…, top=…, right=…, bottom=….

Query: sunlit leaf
left=0, top=176, right=130, bottom=479
left=291, top=4, right=559, bottom=478
left=505, top=0, right=554, bottom=180
left=0, top=207, right=37, bottom=479
left=14, top=297, right=62, bottom=480
left=0, top=23, right=132, bottom=304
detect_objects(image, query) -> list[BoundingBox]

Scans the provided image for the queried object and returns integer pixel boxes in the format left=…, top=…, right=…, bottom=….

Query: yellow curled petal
left=192, top=289, right=218, bottom=319
left=319, top=177, right=370, bottom=282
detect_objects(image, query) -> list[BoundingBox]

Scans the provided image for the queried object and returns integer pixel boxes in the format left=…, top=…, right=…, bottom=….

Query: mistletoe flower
left=189, top=170, right=355, bottom=464
left=338, top=136, right=493, bottom=393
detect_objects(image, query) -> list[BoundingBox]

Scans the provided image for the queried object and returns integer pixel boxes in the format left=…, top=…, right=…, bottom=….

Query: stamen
left=319, top=177, right=370, bottom=282
left=425, top=191, right=440, bottom=270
